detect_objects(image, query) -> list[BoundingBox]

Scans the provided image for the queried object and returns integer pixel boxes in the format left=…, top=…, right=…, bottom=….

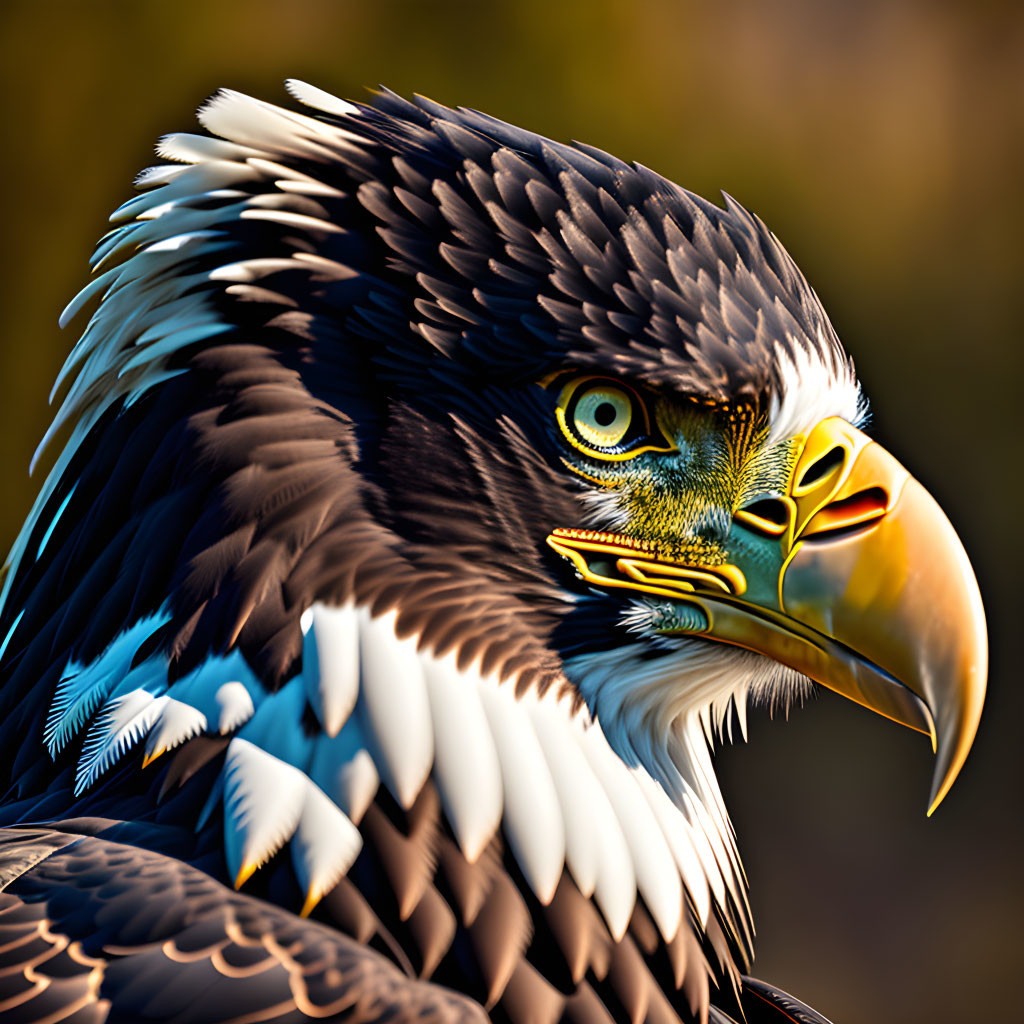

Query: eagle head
left=0, top=81, right=987, bottom=1019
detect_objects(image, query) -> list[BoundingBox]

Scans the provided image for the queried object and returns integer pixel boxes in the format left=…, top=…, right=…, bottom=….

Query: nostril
left=735, top=496, right=790, bottom=536
left=797, top=446, right=845, bottom=490
left=827, top=487, right=888, bottom=519
left=803, top=486, right=889, bottom=541
left=742, top=498, right=789, bottom=527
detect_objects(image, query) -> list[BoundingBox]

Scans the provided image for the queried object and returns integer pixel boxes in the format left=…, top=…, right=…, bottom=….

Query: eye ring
left=554, top=376, right=674, bottom=461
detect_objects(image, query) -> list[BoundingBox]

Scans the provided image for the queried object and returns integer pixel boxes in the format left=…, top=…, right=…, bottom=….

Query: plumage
left=0, top=79, right=986, bottom=1024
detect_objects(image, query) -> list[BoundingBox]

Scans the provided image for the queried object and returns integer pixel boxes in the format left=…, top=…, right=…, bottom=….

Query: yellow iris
left=573, top=386, right=633, bottom=448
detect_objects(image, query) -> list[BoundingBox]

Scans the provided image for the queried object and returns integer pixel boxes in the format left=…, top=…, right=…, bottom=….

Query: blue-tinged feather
left=44, top=611, right=171, bottom=758
left=36, top=483, right=77, bottom=560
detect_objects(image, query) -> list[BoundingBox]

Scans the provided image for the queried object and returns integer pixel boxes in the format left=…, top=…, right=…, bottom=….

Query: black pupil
left=594, top=401, right=618, bottom=427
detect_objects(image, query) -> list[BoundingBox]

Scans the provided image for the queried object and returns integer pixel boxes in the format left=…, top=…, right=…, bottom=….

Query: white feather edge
left=634, top=769, right=711, bottom=928
left=421, top=651, right=503, bottom=862
left=356, top=608, right=433, bottom=809
left=143, top=698, right=208, bottom=764
left=309, top=714, right=379, bottom=824
left=45, top=612, right=171, bottom=757
left=284, top=79, right=360, bottom=117
left=768, top=332, right=864, bottom=445
left=527, top=698, right=602, bottom=899
left=478, top=678, right=566, bottom=905
left=197, top=88, right=361, bottom=155
left=223, top=737, right=305, bottom=885
left=302, top=602, right=359, bottom=737
left=577, top=721, right=683, bottom=942
left=290, top=779, right=363, bottom=915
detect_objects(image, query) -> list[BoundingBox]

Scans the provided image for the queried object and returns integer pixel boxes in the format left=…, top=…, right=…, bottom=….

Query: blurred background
left=0, top=0, right=1020, bottom=1019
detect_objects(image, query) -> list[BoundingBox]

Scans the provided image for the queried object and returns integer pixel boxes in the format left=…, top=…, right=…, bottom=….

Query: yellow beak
left=547, top=418, right=987, bottom=814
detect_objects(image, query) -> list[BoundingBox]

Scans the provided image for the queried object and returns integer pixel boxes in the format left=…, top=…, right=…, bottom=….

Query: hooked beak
left=548, top=417, right=987, bottom=815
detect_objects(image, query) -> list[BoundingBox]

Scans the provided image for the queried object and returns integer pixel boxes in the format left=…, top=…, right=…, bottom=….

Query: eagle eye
left=573, top=386, right=632, bottom=447
left=554, top=376, right=673, bottom=461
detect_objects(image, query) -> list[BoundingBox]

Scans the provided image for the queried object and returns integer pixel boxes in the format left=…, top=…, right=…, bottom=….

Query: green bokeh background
left=1, top=1, right=1020, bottom=1019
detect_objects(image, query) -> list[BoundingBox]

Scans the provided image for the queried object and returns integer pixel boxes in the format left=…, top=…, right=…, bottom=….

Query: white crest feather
left=634, top=768, right=711, bottom=928
left=768, top=332, right=865, bottom=444
left=527, top=697, right=603, bottom=899
left=285, top=79, right=360, bottom=117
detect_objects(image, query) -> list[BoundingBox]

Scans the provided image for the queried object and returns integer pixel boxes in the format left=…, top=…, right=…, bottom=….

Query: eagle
left=0, top=81, right=987, bottom=1024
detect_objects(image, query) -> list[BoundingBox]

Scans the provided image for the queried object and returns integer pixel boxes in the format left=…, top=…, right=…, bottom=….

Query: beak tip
left=926, top=762, right=953, bottom=817
left=923, top=657, right=986, bottom=819
left=926, top=785, right=950, bottom=818
left=925, top=718, right=978, bottom=818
